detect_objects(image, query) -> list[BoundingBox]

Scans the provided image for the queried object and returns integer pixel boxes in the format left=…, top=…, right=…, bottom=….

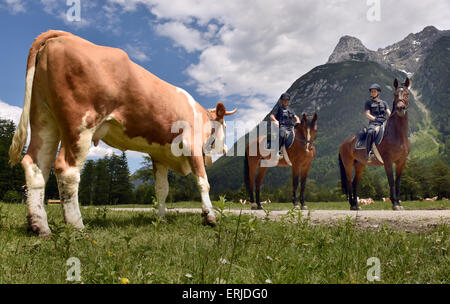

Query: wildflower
left=219, top=258, right=227, bottom=264
left=265, top=279, right=272, bottom=284
left=266, top=256, right=273, bottom=261
left=185, top=273, right=193, bottom=279
left=121, top=277, right=130, bottom=284
left=107, top=251, right=112, bottom=256
left=92, top=240, right=97, bottom=245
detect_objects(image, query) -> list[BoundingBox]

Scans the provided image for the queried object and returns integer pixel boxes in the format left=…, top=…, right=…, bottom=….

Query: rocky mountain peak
left=327, top=36, right=375, bottom=64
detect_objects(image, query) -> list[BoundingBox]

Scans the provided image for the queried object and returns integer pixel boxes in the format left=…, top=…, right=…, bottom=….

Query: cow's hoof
left=201, top=212, right=216, bottom=227
left=301, top=205, right=308, bottom=210
left=293, top=205, right=301, bottom=210
left=27, top=216, right=51, bottom=237
left=392, top=205, right=404, bottom=211
left=350, top=205, right=362, bottom=211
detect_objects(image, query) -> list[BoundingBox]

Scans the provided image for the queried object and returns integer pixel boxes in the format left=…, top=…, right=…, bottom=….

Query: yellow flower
left=121, top=277, right=130, bottom=284
left=107, top=251, right=112, bottom=256
left=92, top=240, right=97, bottom=245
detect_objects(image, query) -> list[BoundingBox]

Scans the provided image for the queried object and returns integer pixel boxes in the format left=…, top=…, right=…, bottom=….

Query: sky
left=0, top=0, right=449, bottom=173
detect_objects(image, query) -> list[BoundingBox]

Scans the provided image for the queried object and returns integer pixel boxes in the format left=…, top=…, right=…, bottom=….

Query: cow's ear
left=215, top=102, right=226, bottom=119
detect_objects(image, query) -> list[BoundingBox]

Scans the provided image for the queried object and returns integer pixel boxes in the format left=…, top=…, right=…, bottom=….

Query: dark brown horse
left=244, top=113, right=318, bottom=210
left=339, top=78, right=411, bottom=210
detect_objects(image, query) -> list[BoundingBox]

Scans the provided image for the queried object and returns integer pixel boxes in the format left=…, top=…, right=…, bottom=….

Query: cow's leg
left=22, top=122, right=60, bottom=236
left=54, top=131, right=92, bottom=229
left=246, top=155, right=257, bottom=206
left=299, top=163, right=312, bottom=210
left=188, top=156, right=216, bottom=226
left=153, top=162, right=169, bottom=218
left=255, top=166, right=268, bottom=210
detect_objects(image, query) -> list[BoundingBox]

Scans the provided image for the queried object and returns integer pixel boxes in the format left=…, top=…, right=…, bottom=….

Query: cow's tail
left=9, top=31, right=71, bottom=166
left=338, top=153, right=348, bottom=195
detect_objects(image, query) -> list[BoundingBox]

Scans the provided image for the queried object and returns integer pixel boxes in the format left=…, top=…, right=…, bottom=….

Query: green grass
left=109, top=200, right=450, bottom=211
left=0, top=201, right=448, bottom=284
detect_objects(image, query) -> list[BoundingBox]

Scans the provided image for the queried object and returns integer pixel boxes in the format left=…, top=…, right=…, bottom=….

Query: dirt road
left=109, top=207, right=450, bottom=232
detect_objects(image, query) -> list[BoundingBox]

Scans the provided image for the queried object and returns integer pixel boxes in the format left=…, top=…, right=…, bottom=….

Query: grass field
left=0, top=201, right=448, bottom=284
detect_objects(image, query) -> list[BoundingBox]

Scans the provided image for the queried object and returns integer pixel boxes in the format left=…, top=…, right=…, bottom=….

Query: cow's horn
left=224, top=108, right=237, bottom=116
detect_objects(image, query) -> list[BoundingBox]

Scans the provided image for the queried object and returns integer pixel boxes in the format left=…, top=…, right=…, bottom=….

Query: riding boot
left=366, top=131, right=374, bottom=160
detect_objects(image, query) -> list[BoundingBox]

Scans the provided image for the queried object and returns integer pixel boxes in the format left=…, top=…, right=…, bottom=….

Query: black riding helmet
left=369, top=84, right=381, bottom=92
left=280, top=93, right=291, bottom=100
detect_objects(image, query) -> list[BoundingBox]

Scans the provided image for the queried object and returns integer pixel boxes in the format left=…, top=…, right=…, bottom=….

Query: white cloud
left=154, top=21, right=209, bottom=53
left=124, top=44, right=151, bottom=62
left=2, top=0, right=26, bottom=13
left=0, top=99, right=22, bottom=125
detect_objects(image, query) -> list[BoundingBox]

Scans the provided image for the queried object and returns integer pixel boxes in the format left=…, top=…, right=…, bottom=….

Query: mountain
left=328, top=25, right=450, bottom=75
left=208, top=26, right=449, bottom=194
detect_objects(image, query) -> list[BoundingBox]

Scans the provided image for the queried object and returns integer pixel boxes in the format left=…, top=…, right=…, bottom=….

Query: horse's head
left=393, top=77, right=410, bottom=117
left=295, top=113, right=318, bottom=152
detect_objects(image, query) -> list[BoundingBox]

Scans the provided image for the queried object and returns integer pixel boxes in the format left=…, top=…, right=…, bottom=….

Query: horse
left=244, top=113, right=318, bottom=210
left=339, top=78, right=411, bottom=210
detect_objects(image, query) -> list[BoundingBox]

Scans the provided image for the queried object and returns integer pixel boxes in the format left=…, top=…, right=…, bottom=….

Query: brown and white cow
left=9, top=30, right=236, bottom=236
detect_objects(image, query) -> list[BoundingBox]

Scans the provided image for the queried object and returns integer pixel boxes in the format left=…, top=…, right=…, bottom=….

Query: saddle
left=355, top=121, right=386, bottom=150
left=266, top=127, right=295, bottom=150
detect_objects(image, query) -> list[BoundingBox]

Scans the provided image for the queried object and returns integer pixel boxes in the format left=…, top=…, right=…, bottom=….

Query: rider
left=365, top=83, right=391, bottom=159
left=269, top=93, right=300, bottom=157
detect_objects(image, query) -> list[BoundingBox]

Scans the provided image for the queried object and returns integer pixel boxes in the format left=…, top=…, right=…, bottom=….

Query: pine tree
left=93, top=158, right=110, bottom=205
left=79, top=160, right=96, bottom=205
left=0, top=119, right=25, bottom=201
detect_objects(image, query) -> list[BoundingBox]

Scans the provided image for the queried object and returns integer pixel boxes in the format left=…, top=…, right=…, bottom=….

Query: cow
left=9, top=30, right=236, bottom=237
left=357, top=197, right=374, bottom=205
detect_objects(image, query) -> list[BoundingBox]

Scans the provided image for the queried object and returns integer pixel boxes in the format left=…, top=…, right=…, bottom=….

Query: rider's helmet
left=280, top=93, right=291, bottom=100
left=369, top=84, right=382, bottom=92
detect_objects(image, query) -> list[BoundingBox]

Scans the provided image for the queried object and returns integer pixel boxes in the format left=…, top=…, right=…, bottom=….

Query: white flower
left=265, top=279, right=272, bottom=284
left=219, top=258, right=228, bottom=264
left=266, top=256, right=273, bottom=261
left=185, top=273, right=193, bottom=279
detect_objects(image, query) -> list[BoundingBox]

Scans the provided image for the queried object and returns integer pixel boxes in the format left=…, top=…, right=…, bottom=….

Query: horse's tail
left=244, top=150, right=251, bottom=195
left=9, top=30, right=72, bottom=166
left=339, top=153, right=349, bottom=195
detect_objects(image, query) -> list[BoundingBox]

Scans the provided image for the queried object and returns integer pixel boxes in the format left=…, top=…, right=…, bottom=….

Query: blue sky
left=1, top=0, right=449, bottom=173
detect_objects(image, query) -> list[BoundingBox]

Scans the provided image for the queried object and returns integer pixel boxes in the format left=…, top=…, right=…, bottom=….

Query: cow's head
left=205, top=102, right=237, bottom=158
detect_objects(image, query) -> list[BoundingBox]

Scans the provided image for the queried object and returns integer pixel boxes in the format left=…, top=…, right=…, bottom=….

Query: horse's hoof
left=392, top=205, right=404, bottom=211
left=350, top=205, right=362, bottom=211
left=201, top=212, right=216, bottom=227
left=251, top=203, right=263, bottom=210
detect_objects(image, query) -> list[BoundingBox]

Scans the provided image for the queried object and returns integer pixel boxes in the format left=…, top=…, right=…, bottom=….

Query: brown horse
left=244, top=113, right=318, bottom=210
left=339, top=78, right=411, bottom=210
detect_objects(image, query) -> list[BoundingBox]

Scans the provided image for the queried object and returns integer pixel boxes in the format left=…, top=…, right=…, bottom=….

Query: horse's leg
left=341, top=156, right=355, bottom=208
left=255, top=166, right=268, bottom=210
left=351, top=161, right=365, bottom=211
left=247, top=156, right=258, bottom=210
left=291, top=165, right=300, bottom=208
left=383, top=159, right=398, bottom=210
left=394, top=159, right=406, bottom=210
left=299, top=164, right=311, bottom=210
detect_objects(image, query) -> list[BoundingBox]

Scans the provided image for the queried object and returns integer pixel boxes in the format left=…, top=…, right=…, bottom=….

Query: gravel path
left=108, top=207, right=450, bottom=232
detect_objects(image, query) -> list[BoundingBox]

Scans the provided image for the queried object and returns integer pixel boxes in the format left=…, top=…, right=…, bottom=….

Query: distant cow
left=424, top=196, right=438, bottom=202
left=357, top=197, right=374, bottom=205
left=9, top=31, right=236, bottom=236
left=382, top=197, right=391, bottom=203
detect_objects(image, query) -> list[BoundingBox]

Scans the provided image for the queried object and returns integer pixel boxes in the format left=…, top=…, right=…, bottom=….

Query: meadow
left=0, top=201, right=448, bottom=284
